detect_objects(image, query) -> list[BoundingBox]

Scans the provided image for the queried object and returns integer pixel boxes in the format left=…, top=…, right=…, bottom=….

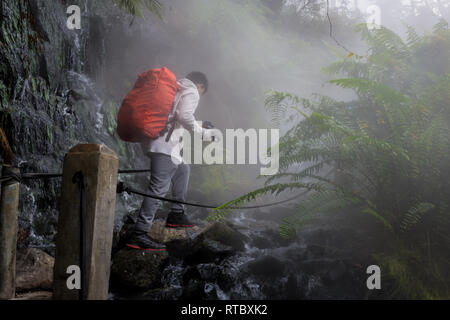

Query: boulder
left=184, top=239, right=235, bottom=264
left=111, top=248, right=169, bottom=290
left=200, top=222, right=247, bottom=252
left=12, top=291, right=52, bottom=300
left=114, top=215, right=201, bottom=253
left=113, top=210, right=139, bottom=254
left=244, top=255, right=285, bottom=278
left=166, top=221, right=247, bottom=264
left=148, top=219, right=201, bottom=243
left=111, top=221, right=247, bottom=296
left=183, top=263, right=236, bottom=293
left=15, top=248, right=54, bottom=292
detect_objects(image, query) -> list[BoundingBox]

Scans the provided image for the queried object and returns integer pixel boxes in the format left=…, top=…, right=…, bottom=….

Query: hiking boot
left=126, top=232, right=166, bottom=251
left=166, top=211, right=196, bottom=228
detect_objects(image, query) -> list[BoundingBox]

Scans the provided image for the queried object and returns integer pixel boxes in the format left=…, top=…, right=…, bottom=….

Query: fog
left=94, top=0, right=449, bottom=203
left=1, top=0, right=448, bottom=301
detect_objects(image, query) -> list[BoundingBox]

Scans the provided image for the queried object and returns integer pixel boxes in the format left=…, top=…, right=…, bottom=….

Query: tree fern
left=207, top=21, right=450, bottom=277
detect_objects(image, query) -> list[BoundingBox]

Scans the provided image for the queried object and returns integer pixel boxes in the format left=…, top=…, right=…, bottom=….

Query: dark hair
left=186, top=72, right=209, bottom=93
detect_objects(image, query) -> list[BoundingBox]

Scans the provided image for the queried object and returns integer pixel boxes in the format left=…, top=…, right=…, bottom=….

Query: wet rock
left=17, top=227, right=30, bottom=248
left=197, top=221, right=247, bottom=252
left=304, top=244, right=327, bottom=260
left=250, top=235, right=273, bottom=249
left=143, top=286, right=183, bottom=300
left=113, top=210, right=138, bottom=253
left=244, top=255, right=285, bottom=278
left=111, top=248, right=169, bottom=290
left=15, top=248, right=54, bottom=292
left=166, top=221, right=246, bottom=264
left=285, top=273, right=303, bottom=299
left=185, top=239, right=235, bottom=265
left=203, top=282, right=227, bottom=300
left=114, top=214, right=201, bottom=254
left=181, top=279, right=208, bottom=300
left=186, top=264, right=219, bottom=282
left=12, top=291, right=52, bottom=300
left=148, top=219, right=201, bottom=243
left=183, top=263, right=236, bottom=293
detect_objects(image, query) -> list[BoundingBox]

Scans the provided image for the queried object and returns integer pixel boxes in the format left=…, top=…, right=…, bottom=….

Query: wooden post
left=0, top=166, right=20, bottom=300
left=53, top=144, right=118, bottom=300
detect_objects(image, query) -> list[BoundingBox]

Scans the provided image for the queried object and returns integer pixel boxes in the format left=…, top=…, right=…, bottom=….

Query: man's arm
left=175, top=91, right=220, bottom=141
left=175, top=91, right=204, bottom=136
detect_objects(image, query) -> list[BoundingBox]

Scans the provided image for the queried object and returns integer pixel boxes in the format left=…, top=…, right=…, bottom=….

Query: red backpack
left=117, top=67, right=179, bottom=142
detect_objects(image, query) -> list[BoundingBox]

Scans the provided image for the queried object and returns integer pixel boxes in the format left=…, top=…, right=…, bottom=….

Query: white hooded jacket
left=140, top=78, right=212, bottom=163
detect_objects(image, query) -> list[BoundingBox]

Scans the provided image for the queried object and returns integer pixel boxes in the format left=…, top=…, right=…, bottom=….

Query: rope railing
left=0, top=176, right=13, bottom=183
left=0, top=143, right=319, bottom=300
left=0, top=169, right=306, bottom=210
left=117, top=182, right=307, bottom=210
left=1, top=169, right=153, bottom=181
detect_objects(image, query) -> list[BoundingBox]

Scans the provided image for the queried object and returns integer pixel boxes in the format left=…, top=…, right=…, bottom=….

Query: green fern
left=207, top=22, right=450, bottom=291
left=406, top=25, right=421, bottom=48
left=207, top=181, right=326, bottom=222
left=400, top=202, right=435, bottom=233
left=433, top=18, right=449, bottom=36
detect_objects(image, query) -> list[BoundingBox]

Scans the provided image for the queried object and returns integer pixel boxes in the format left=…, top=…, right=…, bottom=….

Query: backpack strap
left=165, top=116, right=177, bottom=142
left=159, top=100, right=178, bottom=142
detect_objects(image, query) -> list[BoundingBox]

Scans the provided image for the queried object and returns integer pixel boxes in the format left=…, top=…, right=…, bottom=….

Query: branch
left=297, top=0, right=313, bottom=13
left=325, top=0, right=362, bottom=58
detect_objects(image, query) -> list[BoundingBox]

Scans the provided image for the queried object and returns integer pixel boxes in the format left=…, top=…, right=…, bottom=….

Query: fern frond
left=206, top=182, right=325, bottom=222
left=400, top=202, right=435, bottom=233
left=432, top=19, right=449, bottom=36
left=264, top=162, right=327, bottom=185
left=329, top=78, right=408, bottom=106
left=264, top=90, right=307, bottom=126
left=341, top=134, right=411, bottom=163
left=361, top=207, right=394, bottom=233
left=406, top=25, right=421, bottom=48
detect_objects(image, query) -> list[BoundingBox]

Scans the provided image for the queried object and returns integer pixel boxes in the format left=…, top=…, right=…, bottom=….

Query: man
left=127, top=72, right=219, bottom=250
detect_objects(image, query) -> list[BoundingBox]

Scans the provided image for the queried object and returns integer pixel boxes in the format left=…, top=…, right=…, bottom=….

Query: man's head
left=186, top=72, right=209, bottom=96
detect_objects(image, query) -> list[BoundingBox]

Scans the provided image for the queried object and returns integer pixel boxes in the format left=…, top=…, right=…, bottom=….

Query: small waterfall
left=66, top=71, right=105, bottom=131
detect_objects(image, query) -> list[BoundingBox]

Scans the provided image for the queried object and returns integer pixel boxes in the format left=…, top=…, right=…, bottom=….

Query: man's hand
left=203, top=128, right=222, bottom=142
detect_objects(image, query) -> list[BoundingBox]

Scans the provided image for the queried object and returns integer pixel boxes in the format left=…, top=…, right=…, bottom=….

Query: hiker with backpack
left=117, top=68, right=220, bottom=250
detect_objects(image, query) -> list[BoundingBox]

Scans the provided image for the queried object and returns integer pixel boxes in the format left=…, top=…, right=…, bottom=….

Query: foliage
left=209, top=20, right=450, bottom=298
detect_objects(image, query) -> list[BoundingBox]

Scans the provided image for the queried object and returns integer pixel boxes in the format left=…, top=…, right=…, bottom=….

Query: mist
left=96, top=0, right=447, bottom=201
left=1, top=0, right=449, bottom=301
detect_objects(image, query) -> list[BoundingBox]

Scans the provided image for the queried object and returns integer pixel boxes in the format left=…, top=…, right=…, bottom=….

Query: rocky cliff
left=1, top=0, right=150, bottom=251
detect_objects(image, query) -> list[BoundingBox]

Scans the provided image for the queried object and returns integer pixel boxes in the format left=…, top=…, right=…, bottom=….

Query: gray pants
left=134, top=152, right=190, bottom=233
